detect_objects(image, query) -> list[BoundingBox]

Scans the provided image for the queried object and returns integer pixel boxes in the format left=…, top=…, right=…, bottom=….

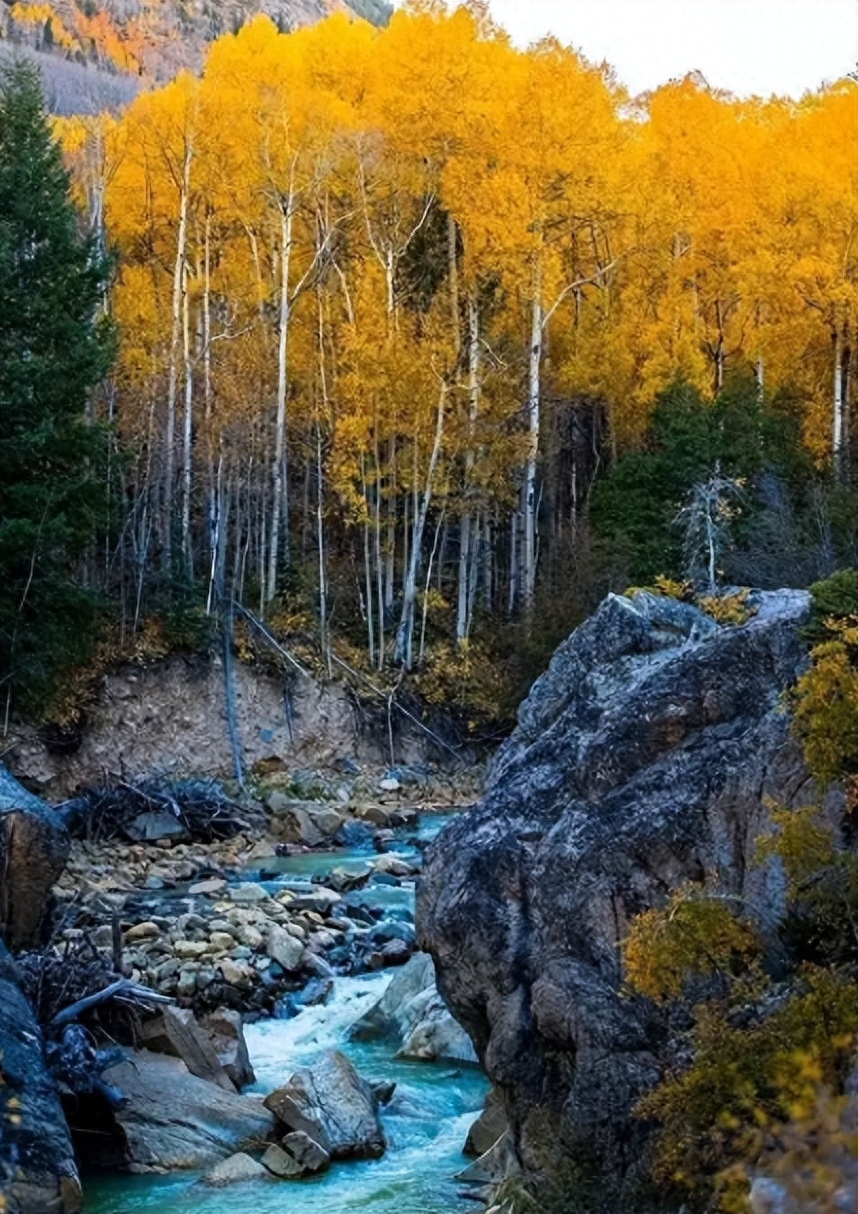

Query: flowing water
left=81, top=813, right=489, bottom=1214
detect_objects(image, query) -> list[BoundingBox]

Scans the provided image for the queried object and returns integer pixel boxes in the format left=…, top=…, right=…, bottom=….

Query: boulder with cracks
left=418, top=590, right=831, bottom=1188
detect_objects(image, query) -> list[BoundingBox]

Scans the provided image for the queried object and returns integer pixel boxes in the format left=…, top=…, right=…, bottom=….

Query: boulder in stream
left=202, top=1008, right=255, bottom=1089
left=201, top=1152, right=271, bottom=1187
left=139, top=1006, right=235, bottom=1092
left=261, top=1131, right=330, bottom=1177
left=349, top=952, right=477, bottom=1063
left=263, top=1049, right=385, bottom=1160
left=463, top=1085, right=509, bottom=1158
left=101, top=1049, right=275, bottom=1171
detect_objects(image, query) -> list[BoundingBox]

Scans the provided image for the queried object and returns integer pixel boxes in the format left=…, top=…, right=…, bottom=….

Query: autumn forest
left=7, top=0, right=858, bottom=719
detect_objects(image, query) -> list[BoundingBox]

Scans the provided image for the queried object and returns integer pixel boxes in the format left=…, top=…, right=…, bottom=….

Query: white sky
left=482, top=0, right=858, bottom=97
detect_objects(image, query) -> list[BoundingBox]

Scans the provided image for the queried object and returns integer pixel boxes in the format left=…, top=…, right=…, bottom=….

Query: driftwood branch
left=49, top=978, right=172, bottom=1030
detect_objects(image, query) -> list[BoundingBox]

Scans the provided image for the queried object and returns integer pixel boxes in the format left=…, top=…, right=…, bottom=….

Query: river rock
left=138, top=1006, right=235, bottom=1092
left=454, top=1128, right=521, bottom=1185
left=0, top=944, right=81, bottom=1213
left=201, top=1152, right=271, bottom=1187
left=126, top=810, right=187, bottom=843
left=397, top=985, right=477, bottom=1062
left=218, top=958, right=253, bottom=988
left=288, top=887, right=342, bottom=915
left=101, top=1049, right=275, bottom=1170
left=188, top=878, right=227, bottom=896
left=279, top=1130, right=331, bottom=1173
left=266, top=796, right=344, bottom=846
left=266, top=923, right=305, bottom=972
left=0, top=764, right=70, bottom=949
left=262, top=1131, right=330, bottom=1178
left=203, top=1008, right=255, bottom=1089
left=464, top=1085, right=509, bottom=1158
left=228, top=883, right=269, bottom=905
left=263, top=1049, right=385, bottom=1160
left=419, top=589, right=829, bottom=1188
left=124, top=921, right=160, bottom=942
left=349, top=952, right=477, bottom=1063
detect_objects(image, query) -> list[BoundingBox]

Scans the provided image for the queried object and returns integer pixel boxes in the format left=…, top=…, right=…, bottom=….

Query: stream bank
left=77, top=815, right=490, bottom=1214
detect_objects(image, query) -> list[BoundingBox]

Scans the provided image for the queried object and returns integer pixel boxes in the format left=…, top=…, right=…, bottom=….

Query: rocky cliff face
left=418, top=590, right=827, bottom=1188
left=0, top=0, right=391, bottom=113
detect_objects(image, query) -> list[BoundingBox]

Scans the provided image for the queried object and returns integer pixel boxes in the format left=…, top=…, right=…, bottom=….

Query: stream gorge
left=79, top=813, right=490, bottom=1214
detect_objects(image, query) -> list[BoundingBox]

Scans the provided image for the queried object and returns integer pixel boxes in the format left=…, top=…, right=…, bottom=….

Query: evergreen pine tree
left=0, top=62, right=113, bottom=721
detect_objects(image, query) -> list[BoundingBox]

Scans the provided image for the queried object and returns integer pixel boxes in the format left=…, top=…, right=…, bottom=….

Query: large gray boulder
left=418, top=590, right=825, bottom=1186
left=263, top=1050, right=385, bottom=1160
left=348, top=952, right=477, bottom=1063
left=101, top=1050, right=275, bottom=1171
left=0, top=946, right=81, bottom=1214
left=0, top=765, right=69, bottom=950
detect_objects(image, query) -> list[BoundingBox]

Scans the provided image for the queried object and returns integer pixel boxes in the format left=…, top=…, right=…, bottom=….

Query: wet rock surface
left=99, top=1050, right=275, bottom=1172
left=350, top=952, right=477, bottom=1063
left=263, top=1049, right=385, bottom=1160
left=419, top=589, right=826, bottom=1185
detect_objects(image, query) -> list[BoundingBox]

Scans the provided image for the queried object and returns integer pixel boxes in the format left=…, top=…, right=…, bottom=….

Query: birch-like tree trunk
left=833, top=325, right=844, bottom=478
left=266, top=181, right=295, bottom=604
left=395, top=379, right=447, bottom=668
left=163, top=139, right=192, bottom=571
left=180, top=258, right=194, bottom=577
left=522, top=269, right=542, bottom=609
left=456, top=292, right=480, bottom=643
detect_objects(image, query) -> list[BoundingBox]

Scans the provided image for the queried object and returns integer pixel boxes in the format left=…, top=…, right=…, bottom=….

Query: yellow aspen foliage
left=624, top=885, right=759, bottom=1003
left=791, top=620, right=858, bottom=787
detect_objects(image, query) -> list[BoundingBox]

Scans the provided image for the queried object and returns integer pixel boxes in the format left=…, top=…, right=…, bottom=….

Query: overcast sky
left=482, top=0, right=857, bottom=97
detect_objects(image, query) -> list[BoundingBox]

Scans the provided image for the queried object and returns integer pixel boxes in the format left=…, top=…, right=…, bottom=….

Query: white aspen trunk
left=266, top=189, right=294, bottom=604
left=362, top=461, right=375, bottom=668
left=523, top=277, right=542, bottom=610
left=482, top=517, right=493, bottom=611
left=385, top=248, right=395, bottom=324
left=203, top=214, right=217, bottom=614
left=843, top=332, right=852, bottom=464
left=448, top=212, right=460, bottom=358
left=206, top=451, right=223, bottom=616
left=418, top=507, right=446, bottom=666
left=508, top=511, right=517, bottom=615
left=395, top=380, right=447, bottom=668
left=466, top=513, right=481, bottom=637
left=714, top=298, right=725, bottom=393
left=456, top=293, right=480, bottom=643
left=373, top=428, right=385, bottom=670
left=180, top=259, right=194, bottom=577
left=834, top=326, right=844, bottom=478
left=164, top=139, right=192, bottom=570
left=316, top=290, right=330, bottom=676
left=316, top=425, right=329, bottom=675
left=456, top=514, right=471, bottom=643
left=385, top=437, right=395, bottom=612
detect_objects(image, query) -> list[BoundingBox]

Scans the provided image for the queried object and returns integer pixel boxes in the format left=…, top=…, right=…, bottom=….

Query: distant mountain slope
left=0, top=0, right=391, bottom=111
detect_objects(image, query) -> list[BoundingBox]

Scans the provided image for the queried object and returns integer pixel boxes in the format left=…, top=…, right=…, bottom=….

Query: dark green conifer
left=0, top=61, right=113, bottom=718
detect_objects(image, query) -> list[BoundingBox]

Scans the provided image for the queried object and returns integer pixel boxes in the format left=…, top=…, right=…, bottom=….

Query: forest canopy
left=3, top=0, right=857, bottom=716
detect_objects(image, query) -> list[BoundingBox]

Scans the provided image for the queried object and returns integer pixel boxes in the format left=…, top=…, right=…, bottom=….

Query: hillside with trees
left=0, top=0, right=392, bottom=111
left=0, top=8, right=857, bottom=1214
left=6, top=2, right=848, bottom=728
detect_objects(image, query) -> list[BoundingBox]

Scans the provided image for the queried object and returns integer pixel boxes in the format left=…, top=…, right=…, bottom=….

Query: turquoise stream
left=81, top=814, right=489, bottom=1214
